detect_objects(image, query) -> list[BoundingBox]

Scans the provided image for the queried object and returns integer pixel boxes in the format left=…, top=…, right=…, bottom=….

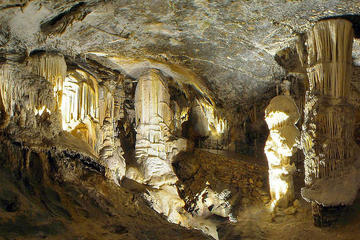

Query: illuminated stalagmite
left=98, top=85, right=126, bottom=184
left=299, top=19, right=360, bottom=224
left=134, top=69, right=178, bottom=186
left=265, top=91, right=300, bottom=209
left=134, top=69, right=185, bottom=222
left=133, top=69, right=221, bottom=238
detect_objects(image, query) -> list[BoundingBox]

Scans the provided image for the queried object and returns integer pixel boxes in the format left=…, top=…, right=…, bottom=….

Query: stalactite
left=29, top=53, right=67, bottom=109
left=192, top=99, right=229, bottom=149
left=0, top=63, right=55, bottom=118
left=134, top=69, right=175, bottom=185
left=0, top=64, right=13, bottom=114
left=60, top=69, right=99, bottom=151
left=300, top=19, right=359, bottom=221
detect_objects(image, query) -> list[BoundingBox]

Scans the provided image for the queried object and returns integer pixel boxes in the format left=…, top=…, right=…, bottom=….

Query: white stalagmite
left=98, top=85, right=126, bottom=184
left=300, top=19, right=360, bottom=207
left=134, top=69, right=177, bottom=186
left=265, top=94, right=300, bottom=209
left=133, top=69, right=219, bottom=239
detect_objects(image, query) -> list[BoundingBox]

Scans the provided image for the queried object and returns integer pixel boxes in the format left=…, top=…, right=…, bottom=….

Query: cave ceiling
left=1, top=0, right=360, bottom=109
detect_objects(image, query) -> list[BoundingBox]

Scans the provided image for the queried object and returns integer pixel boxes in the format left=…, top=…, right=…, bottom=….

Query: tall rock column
left=134, top=69, right=193, bottom=230
left=134, top=69, right=176, bottom=186
left=300, top=19, right=358, bottom=226
left=265, top=93, right=300, bottom=209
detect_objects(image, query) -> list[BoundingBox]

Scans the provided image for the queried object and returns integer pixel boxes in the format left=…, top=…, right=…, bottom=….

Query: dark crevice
left=62, top=151, right=104, bottom=174
left=40, top=2, right=89, bottom=35
left=320, top=15, right=360, bottom=38
left=0, top=2, right=27, bottom=10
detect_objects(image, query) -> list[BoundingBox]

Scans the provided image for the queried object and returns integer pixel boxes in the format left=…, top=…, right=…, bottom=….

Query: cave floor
left=220, top=171, right=360, bottom=240
left=1, top=144, right=360, bottom=240
left=220, top=197, right=360, bottom=240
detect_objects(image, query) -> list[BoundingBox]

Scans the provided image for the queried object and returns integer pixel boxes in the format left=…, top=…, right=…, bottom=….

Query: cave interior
left=2, top=1, right=360, bottom=240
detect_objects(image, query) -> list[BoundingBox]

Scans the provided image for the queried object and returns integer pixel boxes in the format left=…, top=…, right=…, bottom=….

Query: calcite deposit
left=2, top=1, right=360, bottom=239
left=265, top=93, right=300, bottom=209
left=298, top=19, right=360, bottom=225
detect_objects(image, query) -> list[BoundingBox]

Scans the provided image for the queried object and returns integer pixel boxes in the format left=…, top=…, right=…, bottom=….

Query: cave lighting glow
left=265, top=111, right=289, bottom=129
left=61, top=76, right=81, bottom=131
left=265, top=110, right=292, bottom=210
left=201, top=101, right=227, bottom=134
left=60, top=73, right=99, bottom=132
left=34, top=105, right=51, bottom=116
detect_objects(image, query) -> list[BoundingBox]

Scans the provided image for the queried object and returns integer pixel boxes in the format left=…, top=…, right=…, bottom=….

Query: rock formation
left=29, top=52, right=67, bottom=109
left=265, top=91, right=300, bottom=209
left=62, top=69, right=99, bottom=150
left=133, top=69, right=197, bottom=234
left=3, top=1, right=360, bottom=238
left=299, top=19, right=360, bottom=226
left=190, top=99, right=229, bottom=150
left=134, top=69, right=178, bottom=186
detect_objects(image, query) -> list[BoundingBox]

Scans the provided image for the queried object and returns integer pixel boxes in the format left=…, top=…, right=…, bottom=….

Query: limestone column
left=134, top=69, right=176, bottom=186
left=300, top=19, right=357, bottom=226
left=265, top=92, right=300, bottom=209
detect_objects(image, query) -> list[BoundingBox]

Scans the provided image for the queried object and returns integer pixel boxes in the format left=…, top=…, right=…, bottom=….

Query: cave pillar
left=300, top=19, right=357, bottom=226
left=265, top=93, right=300, bottom=209
left=134, top=69, right=176, bottom=186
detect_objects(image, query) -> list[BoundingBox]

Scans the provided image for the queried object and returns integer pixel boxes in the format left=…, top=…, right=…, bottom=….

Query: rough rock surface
left=2, top=1, right=360, bottom=239
left=0, top=139, right=211, bottom=240
left=174, top=149, right=269, bottom=218
left=2, top=1, right=360, bottom=109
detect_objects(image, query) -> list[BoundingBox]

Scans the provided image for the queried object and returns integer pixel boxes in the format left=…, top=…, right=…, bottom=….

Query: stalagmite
left=299, top=19, right=359, bottom=226
left=134, top=69, right=177, bottom=186
left=98, top=85, right=126, bottom=184
left=133, top=69, right=221, bottom=239
left=265, top=90, right=300, bottom=209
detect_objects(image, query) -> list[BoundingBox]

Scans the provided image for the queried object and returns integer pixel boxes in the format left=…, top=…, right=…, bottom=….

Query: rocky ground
left=221, top=191, right=360, bottom=240
left=1, top=139, right=360, bottom=240
left=0, top=139, right=210, bottom=240
left=174, top=149, right=269, bottom=213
